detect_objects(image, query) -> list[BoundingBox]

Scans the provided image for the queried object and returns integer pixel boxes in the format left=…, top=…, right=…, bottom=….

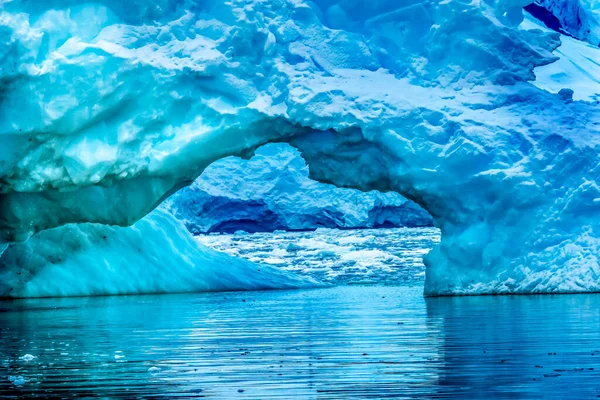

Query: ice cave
left=0, top=0, right=599, bottom=297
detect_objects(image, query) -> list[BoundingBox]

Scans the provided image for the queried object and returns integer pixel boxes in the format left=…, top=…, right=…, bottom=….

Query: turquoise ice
left=0, top=0, right=599, bottom=295
left=0, top=209, right=315, bottom=297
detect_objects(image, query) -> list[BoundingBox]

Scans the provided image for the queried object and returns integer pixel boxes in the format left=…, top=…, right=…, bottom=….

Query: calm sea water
left=2, top=228, right=600, bottom=398
left=2, top=286, right=600, bottom=398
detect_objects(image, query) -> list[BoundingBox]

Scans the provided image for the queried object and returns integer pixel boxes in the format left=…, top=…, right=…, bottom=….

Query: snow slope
left=0, top=0, right=599, bottom=295
left=0, top=209, right=314, bottom=297
left=162, top=143, right=432, bottom=233
left=526, top=15, right=600, bottom=101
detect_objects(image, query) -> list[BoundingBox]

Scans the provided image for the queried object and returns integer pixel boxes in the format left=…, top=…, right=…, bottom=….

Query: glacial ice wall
left=162, top=143, right=432, bottom=233
left=0, top=209, right=313, bottom=297
left=1, top=0, right=599, bottom=295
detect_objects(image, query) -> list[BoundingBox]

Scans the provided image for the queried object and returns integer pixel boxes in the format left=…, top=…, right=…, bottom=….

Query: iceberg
left=0, top=209, right=313, bottom=297
left=0, top=0, right=599, bottom=295
left=162, top=143, right=432, bottom=233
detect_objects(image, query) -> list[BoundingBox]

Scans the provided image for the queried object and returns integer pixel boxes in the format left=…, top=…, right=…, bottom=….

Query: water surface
left=2, top=286, right=600, bottom=398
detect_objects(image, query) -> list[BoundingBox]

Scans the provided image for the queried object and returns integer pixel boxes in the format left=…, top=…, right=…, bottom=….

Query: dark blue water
left=2, top=286, right=600, bottom=398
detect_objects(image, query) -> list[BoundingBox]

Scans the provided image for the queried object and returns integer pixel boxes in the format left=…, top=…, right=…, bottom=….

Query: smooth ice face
left=1, top=0, right=599, bottom=295
left=0, top=209, right=314, bottom=297
left=162, top=143, right=432, bottom=233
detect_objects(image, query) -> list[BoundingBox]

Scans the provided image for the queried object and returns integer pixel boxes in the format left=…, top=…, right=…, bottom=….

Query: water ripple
left=2, top=287, right=600, bottom=398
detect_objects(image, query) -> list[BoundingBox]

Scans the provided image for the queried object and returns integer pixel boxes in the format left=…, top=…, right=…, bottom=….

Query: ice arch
left=1, top=0, right=599, bottom=295
left=161, top=142, right=433, bottom=234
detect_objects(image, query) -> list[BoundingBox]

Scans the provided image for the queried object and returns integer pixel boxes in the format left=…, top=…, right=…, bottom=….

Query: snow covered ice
left=0, top=0, right=599, bottom=295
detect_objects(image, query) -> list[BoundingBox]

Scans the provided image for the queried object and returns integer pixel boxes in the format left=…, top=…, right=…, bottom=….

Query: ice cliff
left=1, top=0, right=599, bottom=295
left=162, top=143, right=432, bottom=233
left=0, top=209, right=313, bottom=297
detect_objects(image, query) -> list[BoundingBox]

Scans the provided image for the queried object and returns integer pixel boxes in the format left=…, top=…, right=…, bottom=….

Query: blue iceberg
left=0, top=0, right=599, bottom=295
left=0, top=209, right=314, bottom=297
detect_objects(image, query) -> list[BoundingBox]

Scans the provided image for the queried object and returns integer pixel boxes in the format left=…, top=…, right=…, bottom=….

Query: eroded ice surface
left=1, top=0, right=599, bottom=295
left=0, top=209, right=314, bottom=298
left=163, top=143, right=432, bottom=233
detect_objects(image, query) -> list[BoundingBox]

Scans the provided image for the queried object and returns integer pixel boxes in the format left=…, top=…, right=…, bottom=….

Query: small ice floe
left=544, top=372, right=561, bottom=378
left=148, top=366, right=162, bottom=375
left=8, top=375, right=28, bottom=385
left=19, top=354, right=36, bottom=362
left=554, top=368, right=586, bottom=372
left=263, top=257, right=286, bottom=265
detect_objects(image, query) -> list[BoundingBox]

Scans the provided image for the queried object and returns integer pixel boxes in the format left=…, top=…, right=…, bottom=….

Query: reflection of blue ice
left=426, top=294, right=600, bottom=397
left=1, top=286, right=599, bottom=398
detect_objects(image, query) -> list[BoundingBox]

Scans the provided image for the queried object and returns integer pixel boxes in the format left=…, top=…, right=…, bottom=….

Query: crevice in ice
left=524, top=3, right=578, bottom=40
left=531, top=0, right=600, bottom=47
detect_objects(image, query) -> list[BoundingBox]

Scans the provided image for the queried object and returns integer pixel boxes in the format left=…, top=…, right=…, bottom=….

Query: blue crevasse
left=162, top=143, right=432, bottom=233
left=0, top=0, right=599, bottom=295
left=0, top=209, right=314, bottom=297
